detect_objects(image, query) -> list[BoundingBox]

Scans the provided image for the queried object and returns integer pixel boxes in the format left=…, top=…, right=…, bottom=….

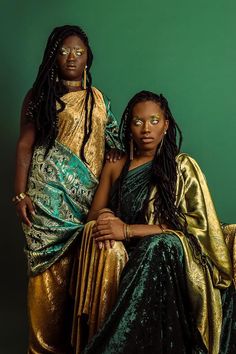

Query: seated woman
left=71, top=91, right=236, bottom=354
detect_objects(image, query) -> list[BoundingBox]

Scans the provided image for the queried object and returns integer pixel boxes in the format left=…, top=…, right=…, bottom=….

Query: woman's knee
left=103, top=241, right=128, bottom=264
left=144, top=233, right=183, bottom=258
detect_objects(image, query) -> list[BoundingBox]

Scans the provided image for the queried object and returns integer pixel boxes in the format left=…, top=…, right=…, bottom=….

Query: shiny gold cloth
left=222, top=223, right=236, bottom=287
left=71, top=221, right=128, bottom=353
left=148, top=153, right=232, bottom=354
left=57, top=87, right=107, bottom=178
left=28, top=253, right=74, bottom=354
left=72, top=153, right=233, bottom=354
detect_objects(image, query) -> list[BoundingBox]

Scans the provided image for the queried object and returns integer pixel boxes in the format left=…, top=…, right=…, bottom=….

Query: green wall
left=1, top=1, right=236, bottom=352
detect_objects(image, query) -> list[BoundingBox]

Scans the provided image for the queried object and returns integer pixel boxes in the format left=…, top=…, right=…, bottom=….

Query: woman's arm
left=87, top=158, right=126, bottom=250
left=14, top=91, right=36, bottom=226
left=128, top=224, right=166, bottom=237
left=87, top=159, right=122, bottom=221
left=92, top=219, right=166, bottom=242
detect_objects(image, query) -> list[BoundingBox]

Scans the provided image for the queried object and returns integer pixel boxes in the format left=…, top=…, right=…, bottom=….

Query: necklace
left=62, top=80, right=82, bottom=87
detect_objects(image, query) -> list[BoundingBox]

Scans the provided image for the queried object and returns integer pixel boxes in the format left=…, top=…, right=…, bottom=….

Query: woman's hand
left=92, top=217, right=125, bottom=246
left=96, top=211, right=115, bottom=222
left=95, top=212, right=117, bottom=249
left=105, top=149, right=123, bottom=163
left=96, top=239, right=116, bottom=250
left=15, top=195, right=35, bottom=227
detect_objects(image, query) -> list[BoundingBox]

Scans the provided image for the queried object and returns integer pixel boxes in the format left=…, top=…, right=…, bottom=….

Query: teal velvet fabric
left=220, top=286, right=236, bottom=353
left=83, top=162, right=236, bottom=353
left=103, top=94, right=123, bottom=151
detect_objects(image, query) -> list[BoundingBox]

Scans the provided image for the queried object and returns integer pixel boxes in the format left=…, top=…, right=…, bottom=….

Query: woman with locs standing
left=72, top=91, right=236, bottom=354
left=13, top=25, right=122, bottom=353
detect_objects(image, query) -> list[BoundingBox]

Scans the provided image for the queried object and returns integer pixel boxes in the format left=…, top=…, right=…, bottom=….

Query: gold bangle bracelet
left=12, top=192, right=27, bottom=204
left=126, top=224, right=132, bottom=240
left=123, top=224, right=132, bottom=241
left=159, top=224, right=164, bottom=233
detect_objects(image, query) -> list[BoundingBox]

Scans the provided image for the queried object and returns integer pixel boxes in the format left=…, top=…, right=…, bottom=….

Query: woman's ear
left=164, top=119, right=169, bottom=131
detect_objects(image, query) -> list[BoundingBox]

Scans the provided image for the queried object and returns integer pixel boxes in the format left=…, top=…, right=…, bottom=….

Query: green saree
left=81, top=155, right=236, bottom=354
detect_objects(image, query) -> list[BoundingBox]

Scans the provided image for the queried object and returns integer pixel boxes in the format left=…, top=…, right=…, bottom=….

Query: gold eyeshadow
left=132, top=115, right=160, bottom=126
left=59, top=47, right=85, bottom=56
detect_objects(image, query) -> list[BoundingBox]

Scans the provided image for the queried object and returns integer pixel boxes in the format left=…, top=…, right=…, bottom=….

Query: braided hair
left=118, top=90, right=186, bottom=231
left=25, top=25, right=94, bottom=160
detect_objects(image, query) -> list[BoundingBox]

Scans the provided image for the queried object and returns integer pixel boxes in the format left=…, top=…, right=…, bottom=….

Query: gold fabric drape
left=222, top=223, right=236, bottom=287
left=28, top=254, right=74, bottom=354
left=147, top=153, right=232, bottom=354
left=57, top=88, right=107, bottom=178
left=71, top=221, right=128, bottom=353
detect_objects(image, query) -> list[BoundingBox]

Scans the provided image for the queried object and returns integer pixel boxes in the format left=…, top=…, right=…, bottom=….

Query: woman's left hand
left=105, top=149, right=123, bottom=163
left=92, top=217, right=125, bottom=242
left=96, top=239, right=116, bottom=250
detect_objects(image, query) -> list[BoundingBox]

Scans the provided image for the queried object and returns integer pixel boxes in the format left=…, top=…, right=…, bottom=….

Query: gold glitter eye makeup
left=132, top=118, right=143, bottom=126
left=60, top=47, right=69, bottom=55
left=75, top=49, right=84, bottom=56
left=150, top=117, right=159, bottom=125
left=59, top=47, right=85, bottom=56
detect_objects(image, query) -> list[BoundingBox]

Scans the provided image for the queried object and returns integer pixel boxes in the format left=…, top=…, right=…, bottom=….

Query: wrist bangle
left=12, top=192, right=27, bottom=205
left=159, top=224, right=164, bottom=233
left=126, top=224, right=132, bottom=240
left=97, top=208, right=115, bottom=217
left=123, top=224, right=132, bottom=241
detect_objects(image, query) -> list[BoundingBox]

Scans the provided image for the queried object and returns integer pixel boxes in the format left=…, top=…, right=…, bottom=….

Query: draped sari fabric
left=75, top=155, right=236, bottom=354
left=23, top=87, right=122, bottom=275
left=71, top=221, right=128, bottom=352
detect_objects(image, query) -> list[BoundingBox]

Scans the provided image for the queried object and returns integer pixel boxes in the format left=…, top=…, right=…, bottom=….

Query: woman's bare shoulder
left=103, top=155, right=128, bottom=185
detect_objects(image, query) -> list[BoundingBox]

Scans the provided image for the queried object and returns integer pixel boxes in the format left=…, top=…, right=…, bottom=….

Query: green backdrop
left=1, top=1, right=235, bottom=352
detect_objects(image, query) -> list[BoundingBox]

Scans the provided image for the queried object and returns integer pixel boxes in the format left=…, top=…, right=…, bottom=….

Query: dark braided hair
left=118, top=90, right=186, bottom=231
left=25, top=25, right=94, bottom=160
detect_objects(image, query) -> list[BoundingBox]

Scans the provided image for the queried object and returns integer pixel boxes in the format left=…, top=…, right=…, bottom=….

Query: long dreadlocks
left=118, top=90, right=186, bottom=231
left=25, top=25, right=94, bottom=161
